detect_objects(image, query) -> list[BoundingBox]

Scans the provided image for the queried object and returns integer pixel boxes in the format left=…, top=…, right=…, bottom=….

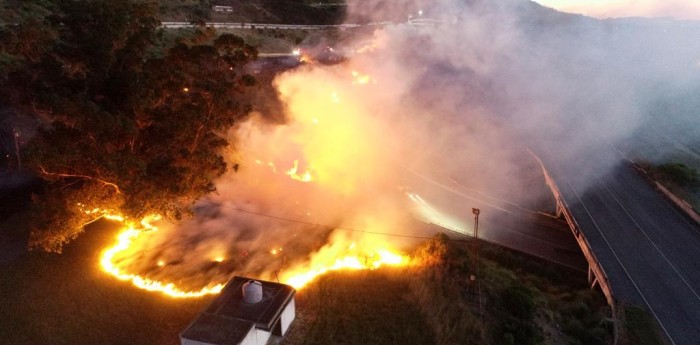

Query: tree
left=1, top=0, right=258, bottom=252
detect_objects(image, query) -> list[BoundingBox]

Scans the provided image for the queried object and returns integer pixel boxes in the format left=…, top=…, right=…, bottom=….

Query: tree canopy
left=0, top=0, right=258, bottom=252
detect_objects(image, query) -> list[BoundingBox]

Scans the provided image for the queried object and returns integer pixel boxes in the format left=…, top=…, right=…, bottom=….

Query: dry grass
left=0, top=221, right=210, bottom=345
left=284, top=269, right=434, bottom=345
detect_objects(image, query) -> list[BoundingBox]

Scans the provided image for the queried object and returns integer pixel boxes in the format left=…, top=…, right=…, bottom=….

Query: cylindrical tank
left=242, top=280, right=263, bottom=304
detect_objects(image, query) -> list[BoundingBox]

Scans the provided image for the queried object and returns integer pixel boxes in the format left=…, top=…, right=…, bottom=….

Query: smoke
left=533, top=0, right=700, bottom=20
left=109, top=0, right=700, bottom=290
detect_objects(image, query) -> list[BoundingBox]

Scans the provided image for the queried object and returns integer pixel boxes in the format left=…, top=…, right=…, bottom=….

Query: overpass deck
left=546, top=154, right=700, bottom=345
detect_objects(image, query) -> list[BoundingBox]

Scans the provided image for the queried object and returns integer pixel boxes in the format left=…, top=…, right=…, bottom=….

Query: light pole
left=472, top=208, right=483, bottom=336
left=472, top=208, right=480, bottom=276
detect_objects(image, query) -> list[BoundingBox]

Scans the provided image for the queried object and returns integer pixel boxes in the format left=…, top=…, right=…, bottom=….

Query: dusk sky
left=532, top=0, right=700, bottom=20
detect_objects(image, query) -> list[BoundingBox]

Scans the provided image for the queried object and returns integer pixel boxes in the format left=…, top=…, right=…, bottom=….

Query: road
left=160, top=21, right=389, bottom=30
left=403, top=170, right=588, bottom=271
left=544, top=150, right=700, bottom=345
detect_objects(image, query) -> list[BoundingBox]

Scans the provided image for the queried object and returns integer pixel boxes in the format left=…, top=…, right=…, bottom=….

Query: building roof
left=180, top=313, right=254, bottom=345
left=181, top=276, right=296, bottom=344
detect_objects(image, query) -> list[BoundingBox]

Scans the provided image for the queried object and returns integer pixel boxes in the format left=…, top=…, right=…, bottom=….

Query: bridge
left=534, top=148, right=700, bottom=345
left=412, top=146, right=700, bottom=344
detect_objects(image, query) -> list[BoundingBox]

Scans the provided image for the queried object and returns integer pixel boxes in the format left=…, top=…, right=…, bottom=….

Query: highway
left=544, top=150, right=700, bottom=345
left=404, top=170, right=588, bottom=271
left=160, top=21, right=389, bottom=30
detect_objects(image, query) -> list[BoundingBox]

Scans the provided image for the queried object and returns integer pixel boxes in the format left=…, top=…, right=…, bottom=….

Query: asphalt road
left=544, top=152, right=700, bottom=345
left=160, top=21, right=385, bottom=30
left=404, top=170, right=588, bottom=271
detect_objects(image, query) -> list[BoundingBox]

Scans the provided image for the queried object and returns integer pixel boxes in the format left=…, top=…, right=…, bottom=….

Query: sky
left=533, top=0, right=700, bottom=20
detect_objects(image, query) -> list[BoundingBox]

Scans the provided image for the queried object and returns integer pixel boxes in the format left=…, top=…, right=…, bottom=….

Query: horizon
left=532, top=0, right=700, bottom=21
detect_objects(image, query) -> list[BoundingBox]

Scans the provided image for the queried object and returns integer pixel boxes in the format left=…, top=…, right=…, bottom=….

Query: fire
left=98, top=213, right=226, bottom=298
left=280, top=238, right=412, bottom=290
left=91, top=62, right=420, bottom=299
left=351, top=70, right=373, bottom=85
left=286, top=159, right=314, bottom=182
left=96, top=208, right=412, bottom=297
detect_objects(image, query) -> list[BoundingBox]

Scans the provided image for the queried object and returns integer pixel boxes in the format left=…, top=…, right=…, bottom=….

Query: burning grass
left=0, top=221, right=210, bottom=345
left=285, top=235, right=625, bottom=345
left=284, top=269, right=435, bottom=345
left=0, top=224, right=657, bottom=345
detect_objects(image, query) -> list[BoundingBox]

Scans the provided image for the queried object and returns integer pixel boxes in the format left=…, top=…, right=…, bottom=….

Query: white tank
left=242, top=280, right=263, bottom=304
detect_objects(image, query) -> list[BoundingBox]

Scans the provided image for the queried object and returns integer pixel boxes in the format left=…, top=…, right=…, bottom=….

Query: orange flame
left=351, top=70, right=373, bottom=85
left=97, top=213, right=226, bottom=298
left=95, top=209, right=412, bottom=297
left=280, top=241, right=411, bottom=289
left=286, top=159, right=314, bottom=182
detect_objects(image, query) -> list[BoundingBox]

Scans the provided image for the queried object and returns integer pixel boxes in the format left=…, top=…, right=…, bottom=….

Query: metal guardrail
left=529, top=150, right=617, bottom=316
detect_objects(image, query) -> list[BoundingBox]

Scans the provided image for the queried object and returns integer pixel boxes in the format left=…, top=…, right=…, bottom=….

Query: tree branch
left=38, top=166, right=121, bottom=194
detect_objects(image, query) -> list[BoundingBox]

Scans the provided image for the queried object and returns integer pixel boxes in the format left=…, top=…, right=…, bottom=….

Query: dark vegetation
left=649, top=162, right=699, bottom=190
left=1, top=0, right=258, bottom=252
left=638, top=160, right=700, bottom=209
left=0, top=224, right=662, bottom=345
left=159, top=0, right=346, bottom=25
left=286, top=235, right=621, bottom=345
left=284, top=270, right=435, bottom=345
left=619, top=305, right=665, bottom=345
left=0, top=220, right=211, bottom=345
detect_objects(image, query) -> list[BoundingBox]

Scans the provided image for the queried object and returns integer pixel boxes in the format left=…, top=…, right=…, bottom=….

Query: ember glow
left=279, top=231, right=411, bottom=289
left=282, top=247, right=410, bottom=289
left=97, top=213, right=225, bottom=298
left=94, top=31, right=464, bottom=298
left=286, top=159, right=314, bottom=182
left=98, top=215, right=412, bottom=294
left=91, top=61, right=426, bottom=297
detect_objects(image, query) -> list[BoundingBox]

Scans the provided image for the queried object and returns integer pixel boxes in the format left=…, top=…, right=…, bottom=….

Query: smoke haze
left=533, top=0, right=700, bottom=20
left=110, top=0, right=700, bottom=290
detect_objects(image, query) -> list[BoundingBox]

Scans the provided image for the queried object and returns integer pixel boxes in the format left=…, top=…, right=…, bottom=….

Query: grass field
left=286, top=236, right=622, bottom=345
left=0, top=221, right=210, bottom=345
left=284, top=269, right=434, bottom=345
left=0, top=222, right=664, bottom=344
left=619, top=305, right=666, bottom=345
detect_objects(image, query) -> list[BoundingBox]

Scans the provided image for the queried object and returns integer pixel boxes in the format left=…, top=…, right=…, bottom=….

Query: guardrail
left=529, top=150, right=617, bottom=316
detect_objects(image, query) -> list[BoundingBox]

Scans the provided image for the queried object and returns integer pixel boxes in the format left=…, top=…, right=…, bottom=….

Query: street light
left=472, top=208, right=480, bottom=272
left=472, top=208, right=483, bottom=335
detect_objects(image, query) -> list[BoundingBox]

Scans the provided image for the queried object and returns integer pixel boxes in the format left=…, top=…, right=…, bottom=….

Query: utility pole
left=472, top=208, right=484, bottom=339
left=472, top=208, right=479, bottom=272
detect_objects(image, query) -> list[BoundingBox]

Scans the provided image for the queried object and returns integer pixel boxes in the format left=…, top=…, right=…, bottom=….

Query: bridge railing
left=529, top=150, right=617, bottom=316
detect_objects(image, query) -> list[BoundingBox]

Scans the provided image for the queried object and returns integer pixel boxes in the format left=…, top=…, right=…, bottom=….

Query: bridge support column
left=556, top=200, right=564, bottom=219
left=588, top=266, right=600, bottom=289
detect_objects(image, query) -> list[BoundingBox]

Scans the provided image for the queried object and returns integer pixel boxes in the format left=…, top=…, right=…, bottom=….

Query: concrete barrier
left=655, top=182, right=700, bottom=225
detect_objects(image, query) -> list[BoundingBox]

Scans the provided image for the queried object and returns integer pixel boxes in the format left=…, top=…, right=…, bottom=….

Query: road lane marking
left=596, top=172, right=700, bottom=302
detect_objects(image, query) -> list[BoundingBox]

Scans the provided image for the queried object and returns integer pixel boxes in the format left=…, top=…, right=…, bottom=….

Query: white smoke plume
left=108, top=0, right=700, bottom=291
left=533, top=0, right=700, bottom=20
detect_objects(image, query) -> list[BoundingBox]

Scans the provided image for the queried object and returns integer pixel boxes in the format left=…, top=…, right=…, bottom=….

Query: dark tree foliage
left=655, top=163, right=700, bottom=190
left=0, top=0, right=257, bottom=252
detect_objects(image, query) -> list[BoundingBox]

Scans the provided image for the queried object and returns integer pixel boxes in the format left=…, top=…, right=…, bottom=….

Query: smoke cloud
left=533, top=0, right=700, bottom=20
left=109, top=0, right=700, bottom=290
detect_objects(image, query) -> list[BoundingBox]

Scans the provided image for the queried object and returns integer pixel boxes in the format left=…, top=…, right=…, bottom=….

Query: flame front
left=98, top=213, right=226, bottom=298
left=286, top=159, right=314, bottom=182
left=282, top=247, right=410, bottom=289
left=97, top=210, right=412, bottom=296
left=93, top=63, right=421, bottom=298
